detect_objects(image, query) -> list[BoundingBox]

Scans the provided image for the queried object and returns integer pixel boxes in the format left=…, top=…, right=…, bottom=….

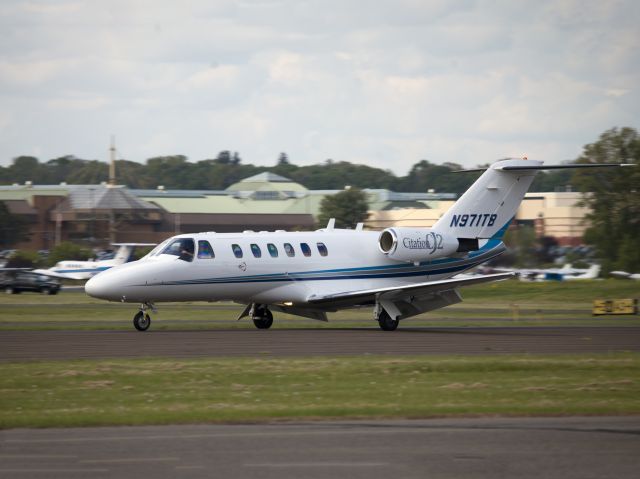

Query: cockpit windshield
left=159, top=238, right=195, bottom=262
left=143, top=239, right=170, bottom=259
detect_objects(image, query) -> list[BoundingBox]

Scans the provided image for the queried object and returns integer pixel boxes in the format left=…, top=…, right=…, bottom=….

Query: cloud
left=0, top=0, right=638, bottom=173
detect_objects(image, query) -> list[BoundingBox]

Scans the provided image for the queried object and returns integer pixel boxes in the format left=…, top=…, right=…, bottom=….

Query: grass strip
left=1, top=353, right=639, bottom=429
left=1, top=279, right=639, bottom=330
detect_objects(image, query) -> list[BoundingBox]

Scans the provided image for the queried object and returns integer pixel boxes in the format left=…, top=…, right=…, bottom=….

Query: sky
left=0, top=0, right=638, bottom=174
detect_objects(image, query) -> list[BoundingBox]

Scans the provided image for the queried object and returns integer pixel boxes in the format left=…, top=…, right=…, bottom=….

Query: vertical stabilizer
left=433, top=159, right=542, bottom=239
left=113, top=245, right=134, bottom=264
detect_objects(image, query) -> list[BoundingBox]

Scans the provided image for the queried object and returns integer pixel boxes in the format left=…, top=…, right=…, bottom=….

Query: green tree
left=291, top=161, right=395, bottom=190
left=503, top=225, right=537, bottom=268
left=46, top=241, right=93, bottom=266
left=0, top=201, right=31, bottom=248
left=277, top=152, right=289, bottom=166
left=530, top=169, right=574, bottom=192
left=317, top=188, right=369, bottom=229
left=5, top=250, right=41, bottom=268
left=572, top=127, right=640, bottom=273
left=67, top=160, right=108, bottom=184
left=396, top=160, right=479, bottom=195
left=272, top=153, right=299, bottom=178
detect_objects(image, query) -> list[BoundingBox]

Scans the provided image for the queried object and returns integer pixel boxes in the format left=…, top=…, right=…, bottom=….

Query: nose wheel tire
left=133, top=311, right=151, bottom=331
left=378, top=310, right=399, bottom=331
left=252, top=308, right=273, bottom=329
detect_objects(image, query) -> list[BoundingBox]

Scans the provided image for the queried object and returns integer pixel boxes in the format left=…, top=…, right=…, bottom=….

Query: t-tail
left=378, top=158, right=631, bottom=262
left=112, top=243, right=157, bottom=265
left=433, top=158, right=542, bottom=241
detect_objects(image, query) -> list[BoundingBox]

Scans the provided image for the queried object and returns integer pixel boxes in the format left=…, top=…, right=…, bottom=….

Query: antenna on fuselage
left=326, top=218, right=335, bottom=230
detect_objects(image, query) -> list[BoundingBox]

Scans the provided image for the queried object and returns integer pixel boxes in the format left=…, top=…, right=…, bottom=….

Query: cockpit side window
left=161, top=238, right=195, bottom=262
left=197, top=240, right=215, bottom=259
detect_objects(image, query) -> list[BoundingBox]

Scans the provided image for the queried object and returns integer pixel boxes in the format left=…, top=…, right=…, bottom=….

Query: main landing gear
left=376, top=309, right=399, bottom=331
left=251, top=304, right=273, bottom=329
left=133, top=302, right=154, bottom=331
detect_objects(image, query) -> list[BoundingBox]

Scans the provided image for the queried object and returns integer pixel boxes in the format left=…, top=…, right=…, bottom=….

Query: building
left=367, top=191, right=591, bottom=246
left=0, top=184, right=162, bottom=250
left=1, top=171, right=589, bottom=250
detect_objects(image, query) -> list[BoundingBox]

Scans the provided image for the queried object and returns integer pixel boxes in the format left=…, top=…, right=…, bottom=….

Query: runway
left=1, top=417, right=639, bottom=479
left=1, top=326, right=639, bottom=361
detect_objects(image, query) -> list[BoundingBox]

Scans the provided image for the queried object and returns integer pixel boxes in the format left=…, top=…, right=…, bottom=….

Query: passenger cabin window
left=300, top=243, right=312, bottom=257
left=317, top=242, right=328, bottom=256
left=267, top=243, right=278, bottom=258
left=232, top=244, right=243, bottom=258
left=197, top=240, right=215, bottom=259
left=250, top=244, right=262, bottom=258
left=161, top=238, right=195, bottom=262
left=284, top=243, right=295, bottom=257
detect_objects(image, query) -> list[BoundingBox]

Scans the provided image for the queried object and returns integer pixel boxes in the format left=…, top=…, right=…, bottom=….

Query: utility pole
left=109, top=135, right=116, bottom=187
left=108, top=136, right=117, bottom=244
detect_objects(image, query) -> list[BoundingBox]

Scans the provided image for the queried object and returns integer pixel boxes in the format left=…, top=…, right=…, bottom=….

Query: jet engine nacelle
left=378, top=227, right=462, bottom=263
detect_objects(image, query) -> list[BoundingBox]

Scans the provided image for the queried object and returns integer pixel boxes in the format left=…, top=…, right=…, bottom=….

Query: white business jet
left=85, top=158, right=630, bottom=331
left=34, top=243, right=156, bottom=280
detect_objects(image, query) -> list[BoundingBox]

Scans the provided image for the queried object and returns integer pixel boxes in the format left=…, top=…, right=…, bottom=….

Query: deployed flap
left=270, top=304, right=328, bottom=322
left=379, top=289, right=462, bottom=320
left=307, top=272, right=514, bottom=309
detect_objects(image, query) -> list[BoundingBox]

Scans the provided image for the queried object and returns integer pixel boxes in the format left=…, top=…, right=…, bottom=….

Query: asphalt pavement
left=1, top=326, right=639, bottom=361
left=1, top=417, right=639, bottom=479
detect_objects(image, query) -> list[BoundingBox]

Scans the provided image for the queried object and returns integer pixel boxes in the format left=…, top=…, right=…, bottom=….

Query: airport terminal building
left=1, top=172, right=590, bottom=250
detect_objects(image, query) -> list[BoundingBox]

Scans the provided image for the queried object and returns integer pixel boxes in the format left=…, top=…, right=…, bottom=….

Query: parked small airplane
left=85, top=158, right=631, bottom=331
left=610, top=270, right=640, bottom=280
left=495, top=263, right=601, bottom=282
left=34, top=243, right=156, bottom=280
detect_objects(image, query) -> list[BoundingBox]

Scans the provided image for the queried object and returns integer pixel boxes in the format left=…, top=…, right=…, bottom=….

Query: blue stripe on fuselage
left=144, top=243, right=505, bottom=287
left=52, top=266, right=111, bottom=274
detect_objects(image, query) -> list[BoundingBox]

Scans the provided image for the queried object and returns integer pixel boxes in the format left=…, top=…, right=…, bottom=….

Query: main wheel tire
left=252, top=308, right=273, bottom=329
left=40, top=287, right=50, bottom=295
left=133, top=311, right=151, bottom=331
left=378, top=310, right=399, bottom=331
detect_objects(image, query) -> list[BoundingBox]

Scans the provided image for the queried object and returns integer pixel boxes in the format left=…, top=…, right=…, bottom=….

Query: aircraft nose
left=85, top=271, right=119, bottom=300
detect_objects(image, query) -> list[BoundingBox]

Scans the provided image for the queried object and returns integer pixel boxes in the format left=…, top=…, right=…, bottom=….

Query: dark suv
left=0, top=271, right=61, bottom=295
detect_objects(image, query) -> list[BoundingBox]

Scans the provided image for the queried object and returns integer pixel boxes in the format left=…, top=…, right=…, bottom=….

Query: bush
left=46, top=242, right=93, bottom=267
left=5, top=250, right=42, bottom=268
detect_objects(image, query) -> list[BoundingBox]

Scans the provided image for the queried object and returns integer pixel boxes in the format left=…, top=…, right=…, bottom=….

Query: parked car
left=0, top=271, right=61, bottom=295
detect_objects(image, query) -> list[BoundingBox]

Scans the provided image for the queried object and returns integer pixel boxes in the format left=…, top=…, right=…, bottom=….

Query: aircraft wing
left=307, top=272, right=514, bottom=319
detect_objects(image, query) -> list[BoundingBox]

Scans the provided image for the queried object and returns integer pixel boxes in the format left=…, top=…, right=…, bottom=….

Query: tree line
left=1, top=150, right=574, bottom=195
left=1, top=127, right=638, bottom=272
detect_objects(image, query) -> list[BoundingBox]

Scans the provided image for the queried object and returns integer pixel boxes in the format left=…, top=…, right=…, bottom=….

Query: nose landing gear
left=133, top=302, right=155, bottom=331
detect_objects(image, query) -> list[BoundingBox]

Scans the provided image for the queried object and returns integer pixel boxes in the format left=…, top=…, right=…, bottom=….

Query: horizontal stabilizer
left=455, top=163, right=633, bottom=173
left=498, top=163, right=634, bottom=171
